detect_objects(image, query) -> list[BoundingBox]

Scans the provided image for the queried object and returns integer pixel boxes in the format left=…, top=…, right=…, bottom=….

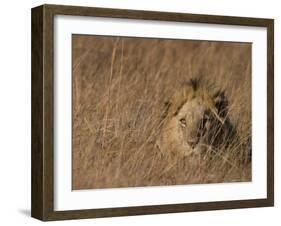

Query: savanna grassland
left=72, top=35, right=252, bottom=190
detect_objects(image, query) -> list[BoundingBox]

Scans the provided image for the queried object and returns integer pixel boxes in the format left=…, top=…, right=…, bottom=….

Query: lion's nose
left=187, top=138, right=199, bottom=149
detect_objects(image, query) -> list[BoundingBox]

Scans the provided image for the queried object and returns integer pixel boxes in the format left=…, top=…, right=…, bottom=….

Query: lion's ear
left=213, top=91, right=228, bottom=118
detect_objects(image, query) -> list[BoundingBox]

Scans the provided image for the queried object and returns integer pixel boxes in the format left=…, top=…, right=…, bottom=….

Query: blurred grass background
left=72, top=35, right=251, bottom=190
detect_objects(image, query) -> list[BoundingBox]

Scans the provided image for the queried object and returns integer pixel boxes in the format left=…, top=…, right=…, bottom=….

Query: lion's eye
left=179, top=118, right=187, bottom=127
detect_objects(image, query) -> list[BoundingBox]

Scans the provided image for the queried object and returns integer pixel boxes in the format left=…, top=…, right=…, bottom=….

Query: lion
left=156, top=78, right=238, bottom=158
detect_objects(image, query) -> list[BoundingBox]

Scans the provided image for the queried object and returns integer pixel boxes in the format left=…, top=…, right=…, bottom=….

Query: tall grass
left=72, top=35, right=252, bottom=190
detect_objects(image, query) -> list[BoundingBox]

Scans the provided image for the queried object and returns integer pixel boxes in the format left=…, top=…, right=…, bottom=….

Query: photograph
left=72, top=35, right=252, bottom=190
left=31, top=4, right=274, bottom=221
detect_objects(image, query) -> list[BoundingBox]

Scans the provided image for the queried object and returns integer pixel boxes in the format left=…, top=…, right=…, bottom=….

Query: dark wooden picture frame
left=31, top=4, right=274, bottom=221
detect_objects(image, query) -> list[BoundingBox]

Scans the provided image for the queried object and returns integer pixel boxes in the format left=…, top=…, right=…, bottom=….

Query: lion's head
left=157, top=79, right=235, bottom=157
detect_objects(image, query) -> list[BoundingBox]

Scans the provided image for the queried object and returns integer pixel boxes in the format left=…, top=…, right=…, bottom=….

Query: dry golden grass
left=72, top=35, right=252, bottom=190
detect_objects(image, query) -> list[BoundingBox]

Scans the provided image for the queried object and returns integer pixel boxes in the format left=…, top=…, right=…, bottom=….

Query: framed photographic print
left=31, top=4, right=274, bottom=221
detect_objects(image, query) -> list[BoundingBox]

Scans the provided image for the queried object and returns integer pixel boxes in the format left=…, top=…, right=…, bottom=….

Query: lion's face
left=174, top=97, right=211, bottom=151
left=157, top=79, right=232, bottom=157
